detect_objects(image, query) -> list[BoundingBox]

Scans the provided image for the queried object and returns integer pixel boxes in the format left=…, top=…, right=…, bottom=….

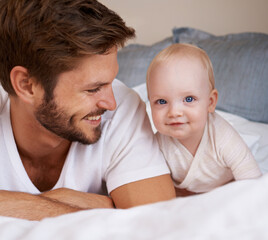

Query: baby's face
left=148, top=56, right=216, bottom=145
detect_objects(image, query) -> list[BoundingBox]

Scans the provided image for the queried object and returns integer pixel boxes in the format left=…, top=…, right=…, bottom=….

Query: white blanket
left=1, top=174, right=268, bottom=239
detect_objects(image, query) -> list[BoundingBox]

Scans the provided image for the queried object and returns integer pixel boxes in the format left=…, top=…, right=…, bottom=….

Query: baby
left=146, top=43, right=262, bottom=196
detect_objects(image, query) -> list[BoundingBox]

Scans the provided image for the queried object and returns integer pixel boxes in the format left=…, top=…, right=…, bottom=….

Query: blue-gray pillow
left=116, top=37, right=173, bottom=88
left=173, top=27, right=268, bottom=123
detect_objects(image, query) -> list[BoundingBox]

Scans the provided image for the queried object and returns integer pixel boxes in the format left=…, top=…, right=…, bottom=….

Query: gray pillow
left=173, top=27, right=268, bottom=123
left=116, top=37, right=173, bottom=88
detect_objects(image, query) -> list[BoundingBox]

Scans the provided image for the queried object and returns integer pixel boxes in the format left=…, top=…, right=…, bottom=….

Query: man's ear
left=208, top=89, right=218, bottom=113
left=10, top=66, right=39, bottom=104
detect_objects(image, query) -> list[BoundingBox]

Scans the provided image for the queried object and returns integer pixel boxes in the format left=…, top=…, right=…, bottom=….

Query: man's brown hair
left=0, top=0, right=135, bottom=98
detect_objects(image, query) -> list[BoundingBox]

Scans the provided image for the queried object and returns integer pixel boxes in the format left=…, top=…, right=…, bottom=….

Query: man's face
left=35, top=47, right=118, bottom=145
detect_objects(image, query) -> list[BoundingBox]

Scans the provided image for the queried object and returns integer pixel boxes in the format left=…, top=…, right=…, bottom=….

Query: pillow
left=173, top=27, right=268, bottom=123
left=116, top=37, right=173, bottom=88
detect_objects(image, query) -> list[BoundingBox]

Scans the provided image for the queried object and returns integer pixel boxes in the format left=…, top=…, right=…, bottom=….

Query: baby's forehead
left=156, top=61, right=211, bottom=88
left=158, top=55, right=208, bottom=76
left=170, top=52, right=206, bottom=65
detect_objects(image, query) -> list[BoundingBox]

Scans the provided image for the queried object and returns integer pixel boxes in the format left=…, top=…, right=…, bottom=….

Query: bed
left=1, top=27, right=268, bottom=239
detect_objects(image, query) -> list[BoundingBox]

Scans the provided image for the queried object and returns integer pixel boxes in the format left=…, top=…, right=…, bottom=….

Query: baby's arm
left=221, top=129, right=262, bottom=180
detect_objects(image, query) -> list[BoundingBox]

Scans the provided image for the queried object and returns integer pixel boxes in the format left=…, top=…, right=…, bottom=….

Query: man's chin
left=76, top=127, right=102, bottom=145
left=79, top=135, right=101, bottom=145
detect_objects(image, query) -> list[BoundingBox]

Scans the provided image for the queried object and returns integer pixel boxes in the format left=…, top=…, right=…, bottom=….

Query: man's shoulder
left=112, top=79, right=140, bottom=104
left=103, top=79, right=143, bottom=120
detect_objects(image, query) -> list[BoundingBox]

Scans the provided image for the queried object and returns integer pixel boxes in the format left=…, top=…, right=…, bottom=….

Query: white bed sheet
left=0, top=174, right=268, bottom=240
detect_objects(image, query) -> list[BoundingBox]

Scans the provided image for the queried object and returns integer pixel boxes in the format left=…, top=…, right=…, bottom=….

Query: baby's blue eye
left=185, top=96, right=194, bottom=102
left=156, top=99, right=167, bottom=104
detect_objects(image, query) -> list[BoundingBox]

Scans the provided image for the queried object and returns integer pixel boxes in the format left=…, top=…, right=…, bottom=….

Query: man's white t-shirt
left=0, top=80, right=169, bottom=195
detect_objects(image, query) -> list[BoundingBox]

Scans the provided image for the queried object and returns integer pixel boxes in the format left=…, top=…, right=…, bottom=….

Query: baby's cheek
left=152, top=117, right=162, bottom=131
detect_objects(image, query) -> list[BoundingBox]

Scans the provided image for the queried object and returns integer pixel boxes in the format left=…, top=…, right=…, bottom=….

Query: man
left=0, top=0, right=175, bottom=220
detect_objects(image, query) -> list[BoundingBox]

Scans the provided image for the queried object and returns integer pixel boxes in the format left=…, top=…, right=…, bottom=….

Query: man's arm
left=110, top=174, right=176, bottom=208
left=0, top=190, right=82, bottom=221
left=0, top=174, right=174, bottom=220
left=41, top=188, right=114, bottom=209
left=0, top=189, right=114, bottom=221
left=44, top=175, right=176, bottom=210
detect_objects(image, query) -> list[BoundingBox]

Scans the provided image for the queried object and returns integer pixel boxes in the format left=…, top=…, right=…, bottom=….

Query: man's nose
left=97, top=85, right=117, bottom=111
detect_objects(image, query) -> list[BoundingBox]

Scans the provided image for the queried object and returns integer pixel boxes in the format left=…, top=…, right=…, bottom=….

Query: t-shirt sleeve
left=103, top=81, right=170, bottom=194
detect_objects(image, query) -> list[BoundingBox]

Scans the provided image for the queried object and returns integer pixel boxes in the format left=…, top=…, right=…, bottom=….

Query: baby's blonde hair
left=146, top=43, right=215, bottom=90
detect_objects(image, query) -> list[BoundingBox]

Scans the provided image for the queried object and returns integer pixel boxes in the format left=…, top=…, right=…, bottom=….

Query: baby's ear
left=208, top=89, right=218, bottom=113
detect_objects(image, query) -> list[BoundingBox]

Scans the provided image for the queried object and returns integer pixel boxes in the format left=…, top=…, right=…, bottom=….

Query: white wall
left=99, top=0, right=268, bottom=45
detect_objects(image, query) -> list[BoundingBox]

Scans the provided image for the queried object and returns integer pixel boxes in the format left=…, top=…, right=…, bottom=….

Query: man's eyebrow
left=84, top=82, right=110, bottom=89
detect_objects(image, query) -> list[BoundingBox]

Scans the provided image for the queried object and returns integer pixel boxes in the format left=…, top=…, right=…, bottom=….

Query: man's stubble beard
left=35, top=97, right=104, bottom=145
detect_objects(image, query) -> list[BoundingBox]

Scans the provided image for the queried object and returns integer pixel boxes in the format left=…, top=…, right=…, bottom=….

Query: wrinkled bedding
left=1, top=174, right=268, bottom=240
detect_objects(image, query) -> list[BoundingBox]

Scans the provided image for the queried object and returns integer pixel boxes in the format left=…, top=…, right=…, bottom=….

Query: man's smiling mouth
left=86, top=115, right=101, bottom=121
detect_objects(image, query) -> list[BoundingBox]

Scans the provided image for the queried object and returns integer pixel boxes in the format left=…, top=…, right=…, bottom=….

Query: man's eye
left=87, top=87, right=100, bottom=93
left=156, top=99, right=167, bottom=104
left=184, top=96, right=194, bottom=102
